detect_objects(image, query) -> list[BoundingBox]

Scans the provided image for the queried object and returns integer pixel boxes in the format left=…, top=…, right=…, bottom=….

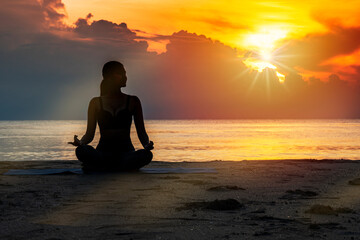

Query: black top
left=97, top=95, right=132, bottom=131
left=96, top=95, right=135, bottom=153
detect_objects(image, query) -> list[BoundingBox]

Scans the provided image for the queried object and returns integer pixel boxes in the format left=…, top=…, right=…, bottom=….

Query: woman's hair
left=100, top=61, right=125, bottom=96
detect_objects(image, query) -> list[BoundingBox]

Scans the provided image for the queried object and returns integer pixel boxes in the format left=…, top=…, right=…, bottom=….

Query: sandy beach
left=1, top=160, right=360, bottom=239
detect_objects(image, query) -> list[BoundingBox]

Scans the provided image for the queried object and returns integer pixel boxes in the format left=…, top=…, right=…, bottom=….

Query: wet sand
left=1, top=160, right=360, bottom=239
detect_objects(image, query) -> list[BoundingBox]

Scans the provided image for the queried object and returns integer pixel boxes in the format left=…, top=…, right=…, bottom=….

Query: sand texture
left=1, top=160, right=360, bottom=239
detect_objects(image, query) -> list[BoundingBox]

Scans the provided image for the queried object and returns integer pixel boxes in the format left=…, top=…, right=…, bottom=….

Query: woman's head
left=102, top=61, right=125, bottom=79
left=101, top=61, right=127, bottom=96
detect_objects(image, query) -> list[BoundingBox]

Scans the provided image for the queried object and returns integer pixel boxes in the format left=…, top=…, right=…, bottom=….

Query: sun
left=260, top=51, right=272, bottom=62
left=241, top=28, right=287, bottom=83
left=243, top=30, right=286, bottom=51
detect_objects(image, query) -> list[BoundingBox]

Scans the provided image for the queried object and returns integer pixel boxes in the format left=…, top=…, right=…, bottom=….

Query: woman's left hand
left=68, top=135, right=82, bottom=146
left=144, top=141, right=154, bottom=150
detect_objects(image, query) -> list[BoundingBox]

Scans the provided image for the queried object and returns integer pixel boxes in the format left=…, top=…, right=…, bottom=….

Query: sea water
left=0, top=120, right=359, bottom=162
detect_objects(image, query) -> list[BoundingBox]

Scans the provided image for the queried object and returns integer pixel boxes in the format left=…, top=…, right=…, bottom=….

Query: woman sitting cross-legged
left=68, top=61, right=154, bottom=171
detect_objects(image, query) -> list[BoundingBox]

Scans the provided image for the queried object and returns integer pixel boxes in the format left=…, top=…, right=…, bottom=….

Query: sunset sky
left=1, top=0, right=360, bottom=119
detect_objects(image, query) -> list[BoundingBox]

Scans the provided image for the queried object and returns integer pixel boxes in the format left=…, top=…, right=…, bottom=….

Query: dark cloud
left=0, top=0, right=67, bottom=49
left=74, top=17, right=137, bottom=42
left=0, top=0, right=44, bottom=31
left=0, top=0, right=151, bottom=119
left=143, top=30, right=246, bottom=118
left=40, top=0, right=67, bottom=27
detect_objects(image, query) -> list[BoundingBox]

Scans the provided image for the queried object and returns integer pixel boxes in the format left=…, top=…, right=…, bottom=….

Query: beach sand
left=1, top=160, right=360, bottom=239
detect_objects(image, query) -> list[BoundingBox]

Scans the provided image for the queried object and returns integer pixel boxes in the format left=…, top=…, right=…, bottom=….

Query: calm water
left=0, top=120, right=359, bottom=162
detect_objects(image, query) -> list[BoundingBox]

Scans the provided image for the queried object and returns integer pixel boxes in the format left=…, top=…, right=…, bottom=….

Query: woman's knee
left=144, top=150, right=153, bottom=165
left=140, top=149, right=153, bottom=164
left=147, top=150, right=153, bottom=162
left=75, top=145, right=96, bottom=161
left=75, top=145, right=87, bottom=155
left=128, top=149, right=152, bottom=166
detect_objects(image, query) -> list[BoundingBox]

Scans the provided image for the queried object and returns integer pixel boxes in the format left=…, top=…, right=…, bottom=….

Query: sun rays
left=241, top=29, right=288, bottom=83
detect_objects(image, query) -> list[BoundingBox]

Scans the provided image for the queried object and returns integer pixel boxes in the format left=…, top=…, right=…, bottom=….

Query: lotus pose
left=69, top=61, right=153, bottom=171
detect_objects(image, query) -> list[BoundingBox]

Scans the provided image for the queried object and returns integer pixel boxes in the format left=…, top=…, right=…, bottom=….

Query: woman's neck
left=103, top=91, right=124, bottom=98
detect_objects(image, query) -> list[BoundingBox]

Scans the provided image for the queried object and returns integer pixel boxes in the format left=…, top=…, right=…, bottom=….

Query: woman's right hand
left=68, top=135, right=82, bottom=146
left=144, top=141, right=154, bottom=150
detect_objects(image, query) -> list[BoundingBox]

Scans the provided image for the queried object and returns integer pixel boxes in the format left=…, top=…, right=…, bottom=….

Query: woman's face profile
left=113, top=69, right=127, bottom=87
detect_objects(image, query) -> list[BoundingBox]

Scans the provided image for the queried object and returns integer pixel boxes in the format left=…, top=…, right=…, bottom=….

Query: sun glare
left=243, top=29, right=287, bottom=50
left=261, top=51, right=272, bottom=61
left=243, top=58, right=276, bottom=72
left=242, top=28, right=287, bottom=83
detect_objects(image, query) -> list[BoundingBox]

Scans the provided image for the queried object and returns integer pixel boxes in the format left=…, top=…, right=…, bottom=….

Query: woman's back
left=97, top=95, right=132, bottom=131
left=97, top=94, right=135, bottom=153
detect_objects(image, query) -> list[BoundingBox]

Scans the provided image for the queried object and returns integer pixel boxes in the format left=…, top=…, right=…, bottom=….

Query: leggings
left=75, top=145, right=153, bottom=171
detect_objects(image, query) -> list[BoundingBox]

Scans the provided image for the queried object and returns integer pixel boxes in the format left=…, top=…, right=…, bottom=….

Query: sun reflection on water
left=0, top=120, right=359, bottom=162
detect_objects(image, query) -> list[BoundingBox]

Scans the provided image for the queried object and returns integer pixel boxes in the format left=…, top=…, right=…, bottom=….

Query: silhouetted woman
left=69, top=61, right=153, bottom=171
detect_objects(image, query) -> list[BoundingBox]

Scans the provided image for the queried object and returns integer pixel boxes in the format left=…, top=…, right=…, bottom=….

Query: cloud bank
left=1, top=0, right=360, bottom=119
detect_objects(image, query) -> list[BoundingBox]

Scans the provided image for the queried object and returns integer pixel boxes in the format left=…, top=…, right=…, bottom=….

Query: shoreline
left=1, top=160, right=360, bottom=239
left=0, top=159, right=359, bottom=175
left=1, top=158, right=360, bottom=164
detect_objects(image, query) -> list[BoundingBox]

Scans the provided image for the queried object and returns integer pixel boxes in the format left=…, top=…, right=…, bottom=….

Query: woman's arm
left=79, top=97, right=98, bottom=145
left=133, top=96, right=153, bottom=150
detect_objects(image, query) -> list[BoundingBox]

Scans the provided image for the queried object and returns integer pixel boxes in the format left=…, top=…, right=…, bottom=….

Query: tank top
left=96, top=95, right=135, bottom=152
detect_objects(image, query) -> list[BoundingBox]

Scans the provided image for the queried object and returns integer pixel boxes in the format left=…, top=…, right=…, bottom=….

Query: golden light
left=276, top=72, right=285, bottom=83
left=241, top=28, right=287, bottom=83
left=261, top=51, right=272, bottom=62
left=243, top=58, right=276, bottom=72
left=243, top=29, right=287, bottom=51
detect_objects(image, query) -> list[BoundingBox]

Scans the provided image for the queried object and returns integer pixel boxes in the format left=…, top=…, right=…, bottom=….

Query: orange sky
left=61, top=0, right=360, bottom=46
left=61, top=0, right=360, bottom=82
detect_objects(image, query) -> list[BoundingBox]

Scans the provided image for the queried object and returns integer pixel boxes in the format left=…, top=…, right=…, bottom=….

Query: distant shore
left=1, top=160, right=360, bottom=239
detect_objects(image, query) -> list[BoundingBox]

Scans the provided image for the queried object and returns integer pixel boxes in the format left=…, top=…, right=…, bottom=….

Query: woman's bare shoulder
left=89, top=96, right=101, bottom=109
left=128, top=95, right=141, bottom=105
left=127, top=94, right=140, bottom=101
left=127, top=95, right=141, bottom=112
left=90, top=96, right=100, bottom=101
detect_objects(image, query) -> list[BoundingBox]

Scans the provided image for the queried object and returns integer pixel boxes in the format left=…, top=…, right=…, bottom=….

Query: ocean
left=0, top=120, right=359, bottom=162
